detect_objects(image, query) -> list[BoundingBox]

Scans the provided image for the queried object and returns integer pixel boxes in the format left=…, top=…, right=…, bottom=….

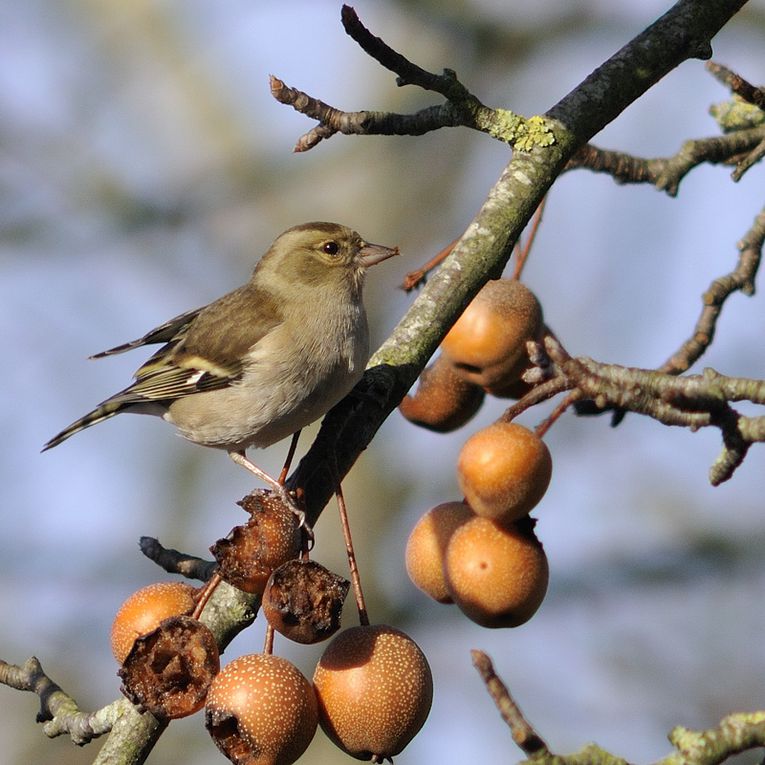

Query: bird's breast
left=166, top=301, right=369, bottom=451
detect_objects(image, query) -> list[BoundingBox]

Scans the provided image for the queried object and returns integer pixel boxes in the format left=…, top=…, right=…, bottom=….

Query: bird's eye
left=323, top=241, right=340, bottom=256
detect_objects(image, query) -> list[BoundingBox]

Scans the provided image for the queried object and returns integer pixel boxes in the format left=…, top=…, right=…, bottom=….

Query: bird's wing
left=123, top=282, right=286, bottom=403
left=111, top=356, right=243, bottom=405
left=176, top=282, right=285, bottom=371
left=43, top=285, right=285, bottom=451
left=90, top=306, right=204, bottom=358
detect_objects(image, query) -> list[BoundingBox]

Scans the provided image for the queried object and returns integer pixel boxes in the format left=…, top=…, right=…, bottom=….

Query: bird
left=43, top=221, right=399, bottom=519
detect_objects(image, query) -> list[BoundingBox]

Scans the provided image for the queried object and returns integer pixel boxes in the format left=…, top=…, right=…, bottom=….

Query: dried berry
left=211, top=491, right=302, bottom=594
left=262, top=559, right=349, bottom=644
left=118, top=615, right=219, bottom=718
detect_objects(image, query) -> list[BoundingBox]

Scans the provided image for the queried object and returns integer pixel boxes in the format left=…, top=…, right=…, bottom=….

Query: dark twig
left=139, top=536, right=217, bottom=582
left=706, top=61, right=765, bottom=110
left=341, top=5, right=468, bottom=98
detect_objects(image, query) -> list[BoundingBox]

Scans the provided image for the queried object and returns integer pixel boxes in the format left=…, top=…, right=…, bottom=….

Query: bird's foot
left=229, top=451, right=313, bottom=543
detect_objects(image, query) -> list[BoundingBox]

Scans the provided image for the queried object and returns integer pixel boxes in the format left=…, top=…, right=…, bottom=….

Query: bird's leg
left=229, top=449, right=307, bottom=529
left=277, top=430, right=301, bottom=485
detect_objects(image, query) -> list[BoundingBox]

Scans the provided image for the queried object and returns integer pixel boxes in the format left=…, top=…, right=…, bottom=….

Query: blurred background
left=2, top=1, right=765, bottom=763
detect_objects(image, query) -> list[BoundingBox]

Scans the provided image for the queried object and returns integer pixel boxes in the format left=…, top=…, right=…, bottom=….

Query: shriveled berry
left=262, top=559, right=349, bottom=644
left=118, top=615, right=220, bottom=718
left=211, top=490, right=302, bottom=595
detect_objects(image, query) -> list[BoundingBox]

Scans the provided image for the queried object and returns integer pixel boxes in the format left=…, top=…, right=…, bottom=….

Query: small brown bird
left=44, top=222, right=398, bottom=512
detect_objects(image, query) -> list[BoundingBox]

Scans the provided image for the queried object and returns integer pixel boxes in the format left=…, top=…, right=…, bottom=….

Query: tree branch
left=471, top=650, right=765, bottom=765
left=659, top=203, right=765, bottom=374
left=8, top=3, right=751, bottom=762
left=566, top=125, right=765, bottom=194
left=285, top=0, right=748, bottom=524
left=516, top=337, right=765, bottom=485
left=470, top=650, right=550, bottom=758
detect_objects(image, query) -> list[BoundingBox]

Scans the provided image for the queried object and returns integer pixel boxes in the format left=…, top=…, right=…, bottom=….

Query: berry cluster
left=110, top=493, right=433, bottom=764
left=402, top=279, right=552, bottom=628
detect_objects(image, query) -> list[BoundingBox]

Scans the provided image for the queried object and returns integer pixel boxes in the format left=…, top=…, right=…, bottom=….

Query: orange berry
left=442, top=279, right=542, bottom=386
left=399, top=354, right=485, bottom=432
left=405, top=502, right=473, bottom=603
left=206, top=653, right=318, bottom=765
left=445, top=517, right=548, bottom=628
left=313, top=625, right=433, bottom=761
left=110, top=581, right=197, bottom=663
left=457, top=421, right=551, bottom=523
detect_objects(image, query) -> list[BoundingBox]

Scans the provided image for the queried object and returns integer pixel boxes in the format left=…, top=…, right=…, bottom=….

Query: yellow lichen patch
left=486, top=110, right=556, bottom=150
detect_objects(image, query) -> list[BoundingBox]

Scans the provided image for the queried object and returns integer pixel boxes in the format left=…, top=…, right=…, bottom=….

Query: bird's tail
left=42, top=403, right=124, bottom=451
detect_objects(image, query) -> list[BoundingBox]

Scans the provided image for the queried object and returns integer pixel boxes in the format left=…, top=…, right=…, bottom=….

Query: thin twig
left=400, top=237, right=459, bottom=292
left=278, top=430, right=301, bottom=484
left=470, top=650, right=549, bottom=757
left=512, top=197, right=547, bottom=281
left=336, top=484, right=369, bottom=626
left=139, top=536, right=217, bottom=582
left=263, top=624, right=275, bottom=655
left=566, top=127, right=765, bottom=194
left=706, top=61, right=765, bottom=109
left=660, top=203, right=765, bottom=375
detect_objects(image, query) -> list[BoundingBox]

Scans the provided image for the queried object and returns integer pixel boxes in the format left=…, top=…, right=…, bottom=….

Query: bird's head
left=256, top=222, right=399, bottom=295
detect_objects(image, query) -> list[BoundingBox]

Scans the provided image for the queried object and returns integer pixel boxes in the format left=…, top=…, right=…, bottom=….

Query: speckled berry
left=457, top=421, right=552, bottom=523
left=313, top=624, right=433, bottom=761
left=205, top=653, right=318, bottom=765
left=110, top=581, right=197, bottom=664
left=405, top=501, right=472, bottom=603
left=445, top=517, right=548, bottom=628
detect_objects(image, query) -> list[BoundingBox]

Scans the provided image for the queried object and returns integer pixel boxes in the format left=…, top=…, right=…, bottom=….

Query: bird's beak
left=358, top=242, right=400, bottom=268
